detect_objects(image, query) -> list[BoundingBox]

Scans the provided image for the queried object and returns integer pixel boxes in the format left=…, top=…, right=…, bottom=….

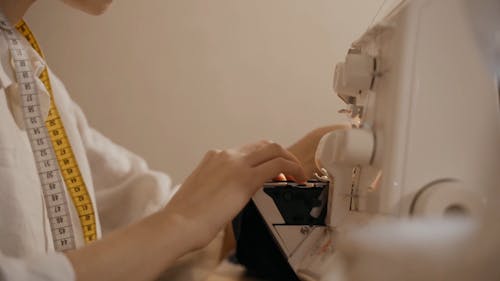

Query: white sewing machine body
left=251, top=0, right=500, bottom=280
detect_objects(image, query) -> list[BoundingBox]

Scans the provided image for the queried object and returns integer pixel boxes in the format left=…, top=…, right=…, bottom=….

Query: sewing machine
left=236, top=0, right=500, bottom=280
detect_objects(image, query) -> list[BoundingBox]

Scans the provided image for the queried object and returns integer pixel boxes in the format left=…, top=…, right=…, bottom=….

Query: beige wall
left=26, top=0, right=392, bottom=183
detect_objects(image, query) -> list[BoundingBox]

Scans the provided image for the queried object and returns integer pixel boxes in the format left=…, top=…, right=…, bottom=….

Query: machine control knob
left=315, top=128, right=374, bottom=169
left=412, top=180, right=485, bottom=218
left=315, top=128, right=374, bottom=227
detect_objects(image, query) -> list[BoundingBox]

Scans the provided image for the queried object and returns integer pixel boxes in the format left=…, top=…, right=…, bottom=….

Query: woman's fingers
left=244, top=141, right=301, bottom=168
left=239, top=140, right=271, bottom=154
left=253, top=157, right=307, bottom=186
left=241, top=141, right=305, bottom=182
left=273, top=173, right=287, bottom=181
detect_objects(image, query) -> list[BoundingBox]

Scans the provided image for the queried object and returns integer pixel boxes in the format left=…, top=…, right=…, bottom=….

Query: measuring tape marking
left=0, top=15, right=98, bottom=250
left=15, top=19, right=99, bottom=245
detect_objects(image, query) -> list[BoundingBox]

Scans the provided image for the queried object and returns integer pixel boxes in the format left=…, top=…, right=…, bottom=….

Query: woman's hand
left=288, top=124, right=348, bottom=178
left=64, top=137, right=332, bottom=281
left=162, top=140, right=307, bottom=250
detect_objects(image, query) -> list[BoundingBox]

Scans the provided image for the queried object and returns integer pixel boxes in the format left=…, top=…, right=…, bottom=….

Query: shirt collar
left=0, top=30, right=51, bottom=129
left=0, top=28, right=47, bottom=90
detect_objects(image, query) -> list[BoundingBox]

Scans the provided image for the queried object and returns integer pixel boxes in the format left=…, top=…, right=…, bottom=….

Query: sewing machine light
left=333, top=63, right=350, bottom=104
left=333, top=50, right=376, bottom=104
left=334, top=50, right=377, bottom=128
left=344, top=50, right=376, bottom=92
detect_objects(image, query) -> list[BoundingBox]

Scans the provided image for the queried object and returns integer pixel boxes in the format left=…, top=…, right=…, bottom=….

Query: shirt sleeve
left=0, top=251, right=75, bottom=281
left=70, top=101, right=180, bottom=235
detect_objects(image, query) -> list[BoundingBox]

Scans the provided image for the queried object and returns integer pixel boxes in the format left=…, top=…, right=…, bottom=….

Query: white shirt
left=0, top=26, right=177, bottom=280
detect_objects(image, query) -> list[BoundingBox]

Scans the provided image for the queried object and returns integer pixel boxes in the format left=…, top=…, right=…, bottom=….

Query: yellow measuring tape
left=15, top=20, right=97, bottom=245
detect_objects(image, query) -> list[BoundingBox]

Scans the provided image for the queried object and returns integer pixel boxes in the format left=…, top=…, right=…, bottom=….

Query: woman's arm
left=66, top=209, right=193, bottom=281
left=66, top=141, right=307, bottom=281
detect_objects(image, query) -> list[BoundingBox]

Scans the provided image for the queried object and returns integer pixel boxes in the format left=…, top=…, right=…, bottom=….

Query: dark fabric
left=233, top=201, right=300, bottom=281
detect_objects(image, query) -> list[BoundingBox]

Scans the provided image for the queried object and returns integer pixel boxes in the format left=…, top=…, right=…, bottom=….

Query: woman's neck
left=0, top=0, right=35, bottom=25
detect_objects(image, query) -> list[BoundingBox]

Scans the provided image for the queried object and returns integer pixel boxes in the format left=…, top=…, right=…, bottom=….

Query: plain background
left=26, top=0, right=398, bottom=184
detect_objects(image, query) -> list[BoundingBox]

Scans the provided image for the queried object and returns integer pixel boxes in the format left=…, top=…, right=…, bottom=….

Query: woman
left=0, top=0, right=341, bottom=280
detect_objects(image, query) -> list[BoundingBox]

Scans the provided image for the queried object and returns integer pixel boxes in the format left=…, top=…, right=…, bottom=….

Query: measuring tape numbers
left=0, top=15, right=97, bottom=251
